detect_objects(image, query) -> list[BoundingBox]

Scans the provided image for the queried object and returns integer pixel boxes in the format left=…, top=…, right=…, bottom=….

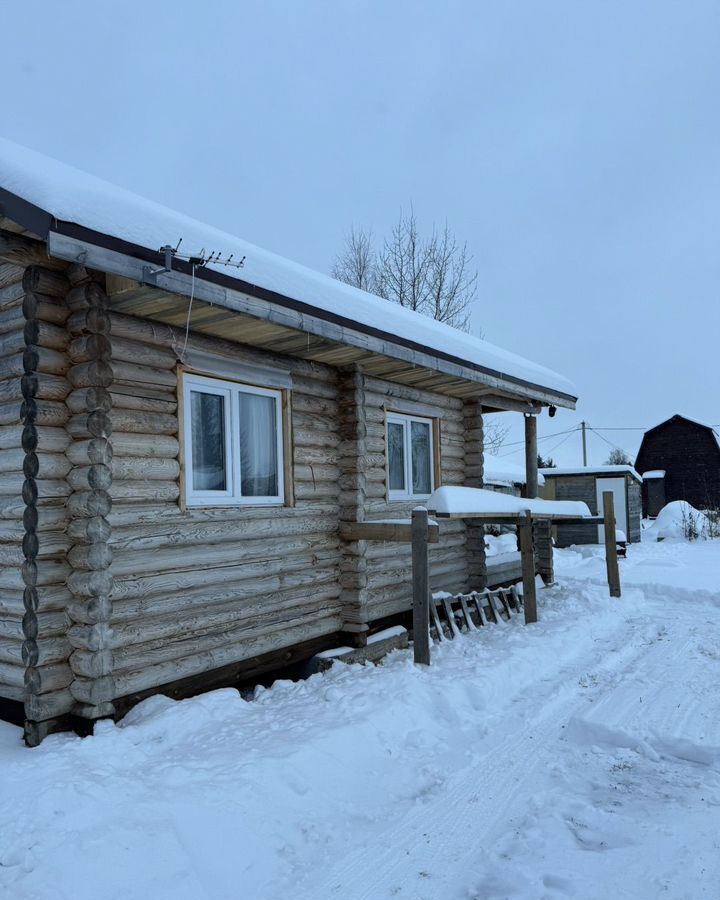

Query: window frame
left=386, top=411, right=435, bottom=502
left=182, top=372, right=285, bottom=508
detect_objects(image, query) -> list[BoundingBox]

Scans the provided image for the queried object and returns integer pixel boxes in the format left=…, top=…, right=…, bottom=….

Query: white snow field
left=2, top=538, right=720, bottom=899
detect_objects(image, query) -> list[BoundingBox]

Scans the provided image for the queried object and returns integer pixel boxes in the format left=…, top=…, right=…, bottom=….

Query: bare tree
left=332, top=212, right=512, bottom=451
left=605, top=448, right=632, bottom=465
left=331, top=227, right=377, bottom=294
left=425, top=225, right=476, bottom=329
left=332, top=211, right=476, bottom=331
left=482, top=414, right=511, bottom=455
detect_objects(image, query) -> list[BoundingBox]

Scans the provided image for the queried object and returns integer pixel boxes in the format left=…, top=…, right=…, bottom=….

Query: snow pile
left=485, top=533, right=519, bottom=556
left=483, top=458, right=544, bottom=487
left=0, top=138, right=576, bottom=401
left=2, top=541, right=720, bottom=897
left=644, top=500, right=710, bottom=542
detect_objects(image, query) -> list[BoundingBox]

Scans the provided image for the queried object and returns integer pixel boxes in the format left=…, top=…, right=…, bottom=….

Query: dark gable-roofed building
left=635, top=415, right=720, bottom=516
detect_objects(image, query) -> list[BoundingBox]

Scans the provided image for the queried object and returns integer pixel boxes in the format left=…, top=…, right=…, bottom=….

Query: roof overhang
left=1, top=182, right=577, bottom=409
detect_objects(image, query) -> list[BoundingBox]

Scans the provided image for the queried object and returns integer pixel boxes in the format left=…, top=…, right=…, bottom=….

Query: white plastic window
left=183, top=373, right=284, bottom=506
left=386, top=413, right=434, bottom=501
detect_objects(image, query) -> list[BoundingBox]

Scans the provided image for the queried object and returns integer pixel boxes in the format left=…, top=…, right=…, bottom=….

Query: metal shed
left=539, top=466, right=642, bottom=547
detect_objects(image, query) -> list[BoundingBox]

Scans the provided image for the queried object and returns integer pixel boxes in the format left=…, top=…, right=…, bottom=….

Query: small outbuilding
left=635, top=415, right=720, bottom=517
left=539, top=466, right=642, bottom=547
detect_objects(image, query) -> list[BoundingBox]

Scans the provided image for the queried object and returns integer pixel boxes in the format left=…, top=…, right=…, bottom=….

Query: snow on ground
left=2, top=539, right=720, bottom=899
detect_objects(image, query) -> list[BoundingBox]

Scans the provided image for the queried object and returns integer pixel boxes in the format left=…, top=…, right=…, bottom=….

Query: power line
left=496, top=426, right=578, bottom=452
left=587, top=427, right=632, bottom=457
left=542, top=429, right=577, bottom=458
left=496, top=428, right=579, bottom=459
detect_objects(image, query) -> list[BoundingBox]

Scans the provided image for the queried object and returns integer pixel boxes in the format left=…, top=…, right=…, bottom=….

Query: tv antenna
left=142, top=238, right=245, bottom=286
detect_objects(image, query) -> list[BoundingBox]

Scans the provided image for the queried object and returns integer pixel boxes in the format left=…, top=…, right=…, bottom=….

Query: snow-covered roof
left=483, top=458, right=545, bottom=487
left=642, top=470, right=666, bottom=479
left=540, top=465, right=642, bottom=483
left=428, top=486, right=591, bottom=519
left=0, top=138, right=576, bottom=404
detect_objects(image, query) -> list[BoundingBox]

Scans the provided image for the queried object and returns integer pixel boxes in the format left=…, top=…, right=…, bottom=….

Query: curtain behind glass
left=191, top=391, right=226, bottom=490
left=388, top=422, right=405, bottom=491
left=239, top=393, right=278, bottom=496
left=411, top=421, right=431, bottom=494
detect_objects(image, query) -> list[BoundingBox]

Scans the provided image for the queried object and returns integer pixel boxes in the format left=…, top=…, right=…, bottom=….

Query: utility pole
left=581, top=421, right=587, bottom=466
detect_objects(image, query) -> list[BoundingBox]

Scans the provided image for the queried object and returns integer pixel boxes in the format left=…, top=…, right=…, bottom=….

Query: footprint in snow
left=565, top=812, right=635, bottom=852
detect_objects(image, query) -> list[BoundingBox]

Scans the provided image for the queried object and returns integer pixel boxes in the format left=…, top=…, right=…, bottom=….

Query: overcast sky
left=3, top=1, right=718, bottom=466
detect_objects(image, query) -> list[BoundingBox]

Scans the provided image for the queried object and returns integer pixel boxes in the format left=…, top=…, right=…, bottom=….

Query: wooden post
left=518, top=511, right=538, bottom=624
left=525, top=413, right=554, bottom=584
left=603, top=491, right=622, bottom=598
left=411, top=507, right=431, bottom=665
left=524, top=414, right=538, bottom=499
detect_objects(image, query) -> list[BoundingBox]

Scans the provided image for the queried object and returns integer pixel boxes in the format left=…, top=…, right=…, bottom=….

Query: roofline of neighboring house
left=540, top=465, right=642, bottom=484
left=0, top=186, right=577, bottom=408
left=642, top=414, right=718, bottom=438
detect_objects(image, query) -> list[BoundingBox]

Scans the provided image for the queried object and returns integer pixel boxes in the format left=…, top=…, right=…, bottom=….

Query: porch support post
left=518, top=511, right=538, bottom=624
left=526, top=413, right=554, bottom=585
left=524, top=413, right=538, bottom=499
left=411, top=507, right=431, bottom=665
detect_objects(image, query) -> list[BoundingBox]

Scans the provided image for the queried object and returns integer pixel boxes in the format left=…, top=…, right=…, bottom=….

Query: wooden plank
left=343, top=521, right=440, bottom=544
left=411, top=508, right=431, bottom=665
left=0, top=231, right=66, bottom=270
left=603, top=491, right=622, bottom=598
left=518, top=512, right=537, bottom=624
left=432, top=511, right=602, bottom=523
left=484, top=395, right=542, bottom=415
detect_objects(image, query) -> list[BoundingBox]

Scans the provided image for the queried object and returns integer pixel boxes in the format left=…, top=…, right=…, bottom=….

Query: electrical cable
left=587, top=426, right=633, bottom=458
left=180, top=263, right=197, bottom=360
left=541, top=429, right=577, bottom=459
left=495, top=426, right=578, bottom=451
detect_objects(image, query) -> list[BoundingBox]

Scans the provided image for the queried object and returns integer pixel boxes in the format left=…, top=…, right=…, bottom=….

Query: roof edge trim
left=46, top=219, right=576, bottom=406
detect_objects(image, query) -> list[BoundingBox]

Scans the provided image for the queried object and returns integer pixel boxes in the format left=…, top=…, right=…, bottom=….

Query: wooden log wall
left=337, top=366, right=370, bottom=641
left=0, top=261, right=30, bottom=707
left=464, top=399, right=487, bottom=592
left=359, top=376, right=469, bottom=623
left=2, top=248, right=491, bottom=726
left=0, top=261, right=75, bottom=737
left=97, top=312, right=343, bottom=702
left=64, top=275, right=116, bottom=719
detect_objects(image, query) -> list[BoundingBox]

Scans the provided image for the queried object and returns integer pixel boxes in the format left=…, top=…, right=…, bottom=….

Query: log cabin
left=0, top=139, right=577, bottom=744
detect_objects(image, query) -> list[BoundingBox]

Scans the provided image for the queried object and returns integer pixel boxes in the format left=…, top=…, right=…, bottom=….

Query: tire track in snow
left=570, top=612, right=720, bottom=763
left=295, top=611, right=669, bottom=900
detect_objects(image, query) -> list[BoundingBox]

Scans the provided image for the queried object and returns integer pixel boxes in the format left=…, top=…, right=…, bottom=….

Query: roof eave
left=0, top=187, right=576, bottom=408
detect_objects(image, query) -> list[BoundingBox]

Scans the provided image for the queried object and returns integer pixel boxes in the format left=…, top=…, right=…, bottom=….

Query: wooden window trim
left=385, top=411, right=437, bottom=503
left=179, top=369, right=288, bottom=508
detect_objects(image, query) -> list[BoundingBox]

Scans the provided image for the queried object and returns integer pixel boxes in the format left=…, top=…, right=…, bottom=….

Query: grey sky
left=3, top=0, right=718, bottom=466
